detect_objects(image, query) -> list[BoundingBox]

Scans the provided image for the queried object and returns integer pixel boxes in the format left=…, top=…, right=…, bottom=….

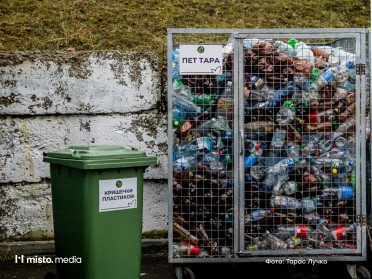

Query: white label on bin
left=179, top=44, right=223, bottom=75
left=99, top=177, right=137, bottom=212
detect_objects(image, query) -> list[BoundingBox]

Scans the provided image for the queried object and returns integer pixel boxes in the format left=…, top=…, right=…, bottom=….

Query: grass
left=0, top=0, right=370, bottom=58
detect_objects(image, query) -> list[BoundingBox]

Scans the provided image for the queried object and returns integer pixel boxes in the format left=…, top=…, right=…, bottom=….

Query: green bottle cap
left=283, top=100, right=294, bottom=109
left=288, top=38, right=299, bottom=48
left=303, top=102, right=309, bottom=108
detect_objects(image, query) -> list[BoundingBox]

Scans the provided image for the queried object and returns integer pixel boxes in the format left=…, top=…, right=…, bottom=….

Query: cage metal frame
left=167, top=28, right=369, bottom=263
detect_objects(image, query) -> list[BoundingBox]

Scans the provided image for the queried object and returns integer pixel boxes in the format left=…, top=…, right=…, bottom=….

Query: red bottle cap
left=309, top=113, right=318, bottom=124
left=255, top=145, right=260, bottom=150
left=189, top=246, right=201, bottom=255
left=269, top=207, right=275, bottom=213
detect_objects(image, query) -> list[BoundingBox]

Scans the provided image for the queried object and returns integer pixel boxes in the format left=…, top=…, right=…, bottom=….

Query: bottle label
left=338, top=185, right=354, bottom=200
left=301, top=199, right=316, bottom=213
left=280, top=158, right=295, bottom=170
left=295, top=225, right=309, bottom=237
left=322, top=70, right=334, bottom=82
left=332, top=226, right=346, bottom=240
left=197, top=137, right=211, bottom=151
left=218, top=98, right=234, bottom=111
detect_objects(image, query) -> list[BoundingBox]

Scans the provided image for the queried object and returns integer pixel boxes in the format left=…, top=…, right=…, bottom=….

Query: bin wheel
left=356, top=266, right=371, bottom=279
left=174, top=266, right=195, bottom=279
left=44, top=272, right=59, bottom=279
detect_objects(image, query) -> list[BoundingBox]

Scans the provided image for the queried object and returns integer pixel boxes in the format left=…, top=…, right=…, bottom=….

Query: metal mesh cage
left=168, top=29, right=369, bottom=262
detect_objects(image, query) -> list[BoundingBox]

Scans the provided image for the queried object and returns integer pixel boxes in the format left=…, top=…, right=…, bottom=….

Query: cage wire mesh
left=169, top=30, right=368, bottom=260
left=171, top=33, right=235, bottom=259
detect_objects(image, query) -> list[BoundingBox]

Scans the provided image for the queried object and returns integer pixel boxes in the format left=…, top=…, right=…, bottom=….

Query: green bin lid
left=43, top=145, right=157, bottom=170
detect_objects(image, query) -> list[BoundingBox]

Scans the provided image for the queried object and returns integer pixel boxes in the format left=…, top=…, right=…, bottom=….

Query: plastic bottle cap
left=288, top=38, right=299, bottom=48
left=255, top=145, right=260, bottom=150
left=269, top=207, right=275, bottom=213
left=284, top=163, right=288, bottom=167
left=332, top=168, right=338, bottom=174
left=304, top=103, right=309, bottom=108
left=174, top=121, right=179, bottom=126
left=189, top=246, right=201, bottom=255
left=314, top=152, right=319, bottom=157
left=299, top=119, right=305, bottom=125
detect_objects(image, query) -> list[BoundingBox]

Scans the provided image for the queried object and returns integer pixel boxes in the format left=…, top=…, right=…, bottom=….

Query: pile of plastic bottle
left=171, top=38, right=369, bottom=258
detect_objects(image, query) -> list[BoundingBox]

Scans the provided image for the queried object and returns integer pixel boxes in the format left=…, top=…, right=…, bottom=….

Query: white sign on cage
left=179, top=44, right=223, bottom=75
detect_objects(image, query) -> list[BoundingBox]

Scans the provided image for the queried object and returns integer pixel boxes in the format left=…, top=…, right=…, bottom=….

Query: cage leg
left=346, top=264, right=358, bottom=279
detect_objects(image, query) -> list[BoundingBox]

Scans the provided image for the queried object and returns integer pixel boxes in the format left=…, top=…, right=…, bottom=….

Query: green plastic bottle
left=191, top=94, right=216, bottom=105
left=311, top=68, right=321, bottom=81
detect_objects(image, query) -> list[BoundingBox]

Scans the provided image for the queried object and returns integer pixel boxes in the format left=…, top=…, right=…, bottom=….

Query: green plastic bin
left=43, top=145, right=157, bottom=279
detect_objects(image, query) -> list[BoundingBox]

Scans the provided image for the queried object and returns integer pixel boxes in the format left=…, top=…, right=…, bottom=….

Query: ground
left=0, top=253, right=369, bottom=279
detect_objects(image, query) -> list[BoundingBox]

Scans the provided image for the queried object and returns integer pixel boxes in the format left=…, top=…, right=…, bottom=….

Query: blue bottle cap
left=246, top=175, right=252, bottom=182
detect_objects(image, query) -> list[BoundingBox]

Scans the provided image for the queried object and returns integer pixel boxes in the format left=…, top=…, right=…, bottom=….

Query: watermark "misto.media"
left=15, top=255, right=82, bottom=264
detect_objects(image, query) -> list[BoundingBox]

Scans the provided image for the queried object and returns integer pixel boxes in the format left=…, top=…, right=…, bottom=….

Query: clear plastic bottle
left=289, top=39, right=314, bottom=61
left=331, top=224, right=356, bottom=240
left=270, top=195, right=302, bottom=209
left=244, top=209, right=272, bottom=223
left=243, top=38, right=260, bottom=50
left=265, top=231, right=288, bottom=249
left=173, top=243, right=201, bottom=256
left=301, top=135, right=320, bottom=157
left=308, top=68, right=335, bottom=93
left=173, top=156, right=196, bottom=171
left=293, top=73, right=310, bottom=89
left=276, top=101, right=295, bottom=125
left=310, top=165, right=331, bottom=185
left=276, top=225, right=314, bottom=238
left=202, top=153, right=225, bottom=172
left=274, top=40, right=296, bottom=56
left=267, top=157, right=306, bottom=175
left=316, top=185, right=354, bottom=200
left=309, top=109, right=337, bottom=124
left=196, top=116, right=231, bottom=132
left=173, top=92, right=201, bottom=119
left=287, top=142, right=300, bottom=159
left=267, top=129, right=286, bottom=166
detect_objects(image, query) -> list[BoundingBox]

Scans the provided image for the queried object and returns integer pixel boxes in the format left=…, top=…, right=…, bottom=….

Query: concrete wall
left=0, top=51, right=168, bottom=242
